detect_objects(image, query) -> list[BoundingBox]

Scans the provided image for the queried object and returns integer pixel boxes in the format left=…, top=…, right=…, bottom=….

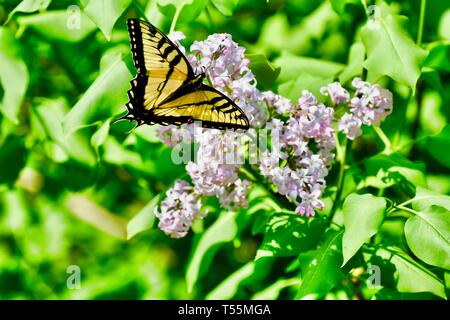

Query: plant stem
left=360, top=0, right=370, bottom=17
left=330, top=136, right=348, bottom=220
left=417, top=0, right=427, bottom=46
left=373, top=125, right=392, bottom=152
left=169, top=2, right=185, bottom=34
left=393, top=205, right=419, bottom=216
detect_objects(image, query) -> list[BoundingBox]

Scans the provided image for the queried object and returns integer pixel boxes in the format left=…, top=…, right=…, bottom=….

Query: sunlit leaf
left=64, top=51, right=132, bottom=135
left=361, top=4, right=428, bottom=92
left=17, top=10, right=96, bottom=42
left=206, top=258, right=272, bottom=299
left=186, top=211, right=239, bottom=293
left=0, top=28, right=28, bottom=124
left=366, top=245, right=446, bottom=298
left=256, top=212, right=327, bottom=259
left=247, top=53, right=280, bottom=88
left=405, top=205, right=450, bottom=269
left=127, top=194, right=160, bottom=240
left=6, top=0, right=52, bottom=23
left=296, top=229, right=345, bottom=299
left=339, top=42, right=365, bottom=84
left=83, top=0, right=132, bottom=41
left=342, top=193, right=386, bottom=265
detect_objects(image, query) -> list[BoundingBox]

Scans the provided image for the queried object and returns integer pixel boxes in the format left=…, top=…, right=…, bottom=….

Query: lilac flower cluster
left=258, top=91, right=335, bottom=216
left=321, top=79, right=393, bottom=140
left=154, top=180, right=204, bottom=238
left=153, top=31, right=394, bottom=237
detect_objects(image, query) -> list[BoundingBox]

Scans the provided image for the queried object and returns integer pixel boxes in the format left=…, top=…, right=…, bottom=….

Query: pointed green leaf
left=83, top=0, right=132, bottom=41
left=367, top=245, right=446, bottom=298
left=361, top=4, right=428, bottom=91
left=17, top=10, right=96, bottom=42
left=126, top=195, right=160, bottom=240
left=247, top=53, right=280, bottom=88
left=405, top=205, right=450, bottom=269
left=339, top=42, right=365, bottom=84
left=186, top=211, right=239, bottom=293
left=63, top=52, right=131, bottom=135
left=296, top=230, right=345, bottom=299
left=412, top=187, right=450, bottom=212
left=251, top=278, right=301, bottom=300
left=6, top=0, right=52, bottom=23
left=0, top=27, right=29, bottom=124
left=256, top=212, right=327, bottom=260
left=342, top=193, right=386, bottom=265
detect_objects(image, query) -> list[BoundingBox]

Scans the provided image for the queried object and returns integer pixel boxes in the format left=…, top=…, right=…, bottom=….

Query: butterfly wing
left=127, top=19, right=194, bottom=109
left=151, top=84, right=250, bottom=130
left=120, top=19, right=250, bottom=130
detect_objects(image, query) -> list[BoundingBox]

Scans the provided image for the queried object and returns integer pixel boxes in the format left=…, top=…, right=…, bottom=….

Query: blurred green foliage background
left=0, top=0, right=449, bottom=299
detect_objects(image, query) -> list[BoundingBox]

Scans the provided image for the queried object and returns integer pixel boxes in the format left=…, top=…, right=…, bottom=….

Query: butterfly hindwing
left=153, top=84, right=249, bottom=129
left=122, top=19, right=250, bottom=130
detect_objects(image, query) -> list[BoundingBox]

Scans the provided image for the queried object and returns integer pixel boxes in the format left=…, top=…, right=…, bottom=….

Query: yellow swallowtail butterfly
left=115, top=19, right=249, bottom=130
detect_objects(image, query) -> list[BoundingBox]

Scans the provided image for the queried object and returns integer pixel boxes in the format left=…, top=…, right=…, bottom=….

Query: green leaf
left=329, top=0, right=361, bottom=15
left=405, top=205, right=450, bottom=269
left=279, top=74, right=334, bottom=101
left=34, top=99, right=96, bottom=166
left=360, top=4, right=428, bottom=91
left=366, top=245, right=446, bottom=298
left=0, top=135, right=27, bottom=185
left=342, top=193, right=386, bottom=266
left=126, top=195, right=160, bottom=240
left=0, top=27, right=29, bottom=124
left=91, top=121, right=110, bottom=156
left=251, top=278, right=301, bottom=300
left=6, top=0, right=52, bottom=23
left=363, top=153, right=427, bottom=192
left=65, top=193, right=128, bottom=240
left=256, top=212, right=327, bottom=260
left=424, top=42, right=450, bottom=72
left=438, top=9, right=450, bottom=40
left=206, top=258, right=272, bottom=300
left=296, top=230, right=345, bottom=299
left=339, top=42, right=365, bottom=84
left=412, top=187, right=450, bottom=212
left=157, top=0, right=209, bottom=23
left=83, top=0, right=132, bottom=41
left=420, top=67, right=445, bottom=97
left=63, top=51, right=132, bottom=135
left=274, top=52, right=344, bottom=83
left=1, top=189, right=29, bottom=234
left=17, top=10, right=96, bottom=42
left=247, top=53, right=280, bottom=88
left=427, top=125, right=450, bottom=168
left=186, top=211, right=239, bottom=293
left=211, top=0, right=239, bottom=16
left=257, top=4, right=339, bottom=55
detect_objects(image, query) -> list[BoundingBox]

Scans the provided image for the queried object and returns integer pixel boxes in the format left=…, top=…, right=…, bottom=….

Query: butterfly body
left=117, top=19, right=249, bottom=130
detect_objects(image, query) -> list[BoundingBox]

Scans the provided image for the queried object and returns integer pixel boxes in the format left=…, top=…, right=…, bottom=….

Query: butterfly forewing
left=127, top=19, right=192, bottom=108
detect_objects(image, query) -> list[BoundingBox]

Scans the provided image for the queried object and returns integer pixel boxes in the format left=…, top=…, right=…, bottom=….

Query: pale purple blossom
left=168, top=31, right=187, bottom=54
left=338, top=113, right=363, bottom=140
left=350, top=77, right=393, bottom=126
left=320, top=82, right=350, bottom=105
left=154, top=180, right=205, bottom=238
